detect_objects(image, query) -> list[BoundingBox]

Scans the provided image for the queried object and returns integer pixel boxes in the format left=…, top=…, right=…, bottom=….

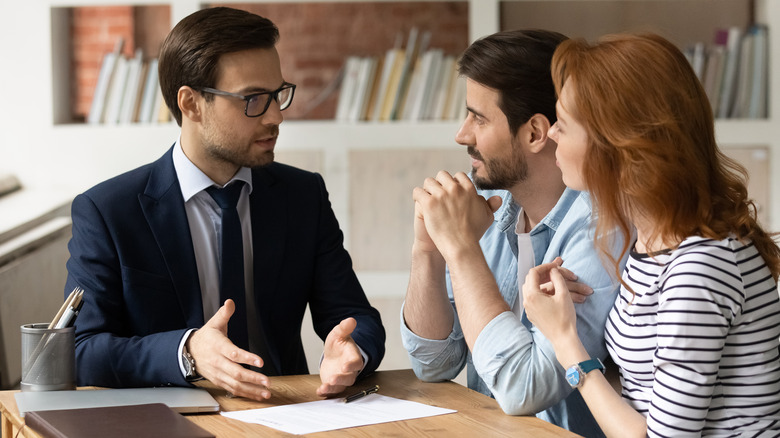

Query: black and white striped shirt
left=606, top=235, right=780, bottom=437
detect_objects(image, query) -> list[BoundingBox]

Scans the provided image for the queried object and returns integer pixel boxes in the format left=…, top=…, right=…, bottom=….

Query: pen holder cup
left=20, top=323, right=76, bottom=392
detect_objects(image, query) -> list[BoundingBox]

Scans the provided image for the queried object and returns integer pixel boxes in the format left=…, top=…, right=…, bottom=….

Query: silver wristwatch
left=181, top=346, right=202, bottom=382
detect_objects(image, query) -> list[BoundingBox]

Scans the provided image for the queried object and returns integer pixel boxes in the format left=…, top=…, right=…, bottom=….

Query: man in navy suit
left=65, top=7, right=385, bottom=400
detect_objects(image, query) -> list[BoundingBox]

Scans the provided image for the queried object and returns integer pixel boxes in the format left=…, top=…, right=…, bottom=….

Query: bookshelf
left=2, top=0, right=777, bottom=298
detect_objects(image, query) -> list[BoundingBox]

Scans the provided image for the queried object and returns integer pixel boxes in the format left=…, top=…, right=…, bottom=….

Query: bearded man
left=400, top=29, right=625, bottom=438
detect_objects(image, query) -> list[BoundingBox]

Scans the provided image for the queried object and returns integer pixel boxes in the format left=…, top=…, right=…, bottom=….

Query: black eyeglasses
left=196, top=82, right=296, bottom=117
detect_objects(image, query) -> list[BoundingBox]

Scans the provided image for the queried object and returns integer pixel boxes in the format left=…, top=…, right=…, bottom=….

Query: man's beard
left=207, top=146, right=274, bottom=169
left=469, top=145, right=528, bottom=190
left=202, top=123, right=278, bottom=169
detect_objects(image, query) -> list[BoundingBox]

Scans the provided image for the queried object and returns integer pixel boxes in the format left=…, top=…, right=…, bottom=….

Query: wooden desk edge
left=1, top=370, right=580, bottom=438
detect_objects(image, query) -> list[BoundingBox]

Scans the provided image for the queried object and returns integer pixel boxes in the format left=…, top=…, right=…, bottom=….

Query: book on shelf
left=370, top=46, right=401, bottom=121
left=139, top=59, right=160, bottom=124
left=86, top=36, right=171, bottom=125
left=118, top=49, right=144, bottom=124
left=398, top=31, right=430, bottom=120
left=403, top=48, right=443, bottom=121
left=716, top=26, right=742, bottom=119
left=685, top=24, right=770, bottom=120
left=747, top=24, right=768, bottom=119
left=685, top=42, right=706, bottom=82
left=334, top=56, right=379, bottom=122
left=398, top=50, right=426, bottom=120
left=102, top=56, right=130, bottom=124
left=335, top=56, right=362, bottom=121
left=87, top=38, right=124, bottom=125
left=131, top=61, right=150, bottom=123
left=702, top=44, right=726, bottom=115
left=419, top=49, right=446, bottom=120
left=731, top=27, right=755, bottom=118
left=430, top=55, right=457, bottom=120
left=389, top=28, right=427, bottom=120
left=336, top=28, right=466, bottom=123
left=362, top=55, right=385, bottom=121
left=376, top=48, right=406, bottom=121
left=348, top=56, right=379, bottom=122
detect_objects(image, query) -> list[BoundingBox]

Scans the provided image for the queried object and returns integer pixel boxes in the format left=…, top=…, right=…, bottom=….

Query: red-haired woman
left=524, top=33, right=780, bottom=437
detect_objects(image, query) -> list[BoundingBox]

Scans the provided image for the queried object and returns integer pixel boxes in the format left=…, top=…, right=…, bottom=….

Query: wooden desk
left=1, top=369, right=579, bottom=437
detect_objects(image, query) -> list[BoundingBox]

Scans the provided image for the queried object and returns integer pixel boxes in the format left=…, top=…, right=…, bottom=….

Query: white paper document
left=220, top=394, right=456, bottom=435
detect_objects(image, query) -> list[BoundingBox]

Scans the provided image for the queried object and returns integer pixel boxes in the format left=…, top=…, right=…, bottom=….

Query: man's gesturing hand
left=317, top=317, right=364, bottom=397
left=187, top=299, right=272, bottom=400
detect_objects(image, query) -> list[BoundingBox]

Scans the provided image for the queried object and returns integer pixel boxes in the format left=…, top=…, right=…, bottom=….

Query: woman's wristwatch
left=565, top=358, right=605, bottom=388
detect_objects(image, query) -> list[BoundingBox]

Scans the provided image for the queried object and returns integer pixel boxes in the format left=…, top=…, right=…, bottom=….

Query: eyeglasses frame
left=195, top=82, right=296, bottom=117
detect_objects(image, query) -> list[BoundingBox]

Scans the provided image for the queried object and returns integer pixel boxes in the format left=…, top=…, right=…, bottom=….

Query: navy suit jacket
left=66, top=147, right=385, bottom=387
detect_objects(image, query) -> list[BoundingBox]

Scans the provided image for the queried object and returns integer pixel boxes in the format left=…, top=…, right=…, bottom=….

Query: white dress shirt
left=172, top=138, right=254, bottom=376
left=171, top=138, right=367, bottom=377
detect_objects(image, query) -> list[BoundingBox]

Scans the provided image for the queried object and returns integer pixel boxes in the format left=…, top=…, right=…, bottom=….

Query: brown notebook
left=25, top=403, right=215, bottom=438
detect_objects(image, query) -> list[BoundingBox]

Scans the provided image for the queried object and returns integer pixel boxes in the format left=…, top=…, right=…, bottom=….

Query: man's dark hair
left=158, top=7, right=280, bottom=126
left=458, top=29, right=567, bottom=135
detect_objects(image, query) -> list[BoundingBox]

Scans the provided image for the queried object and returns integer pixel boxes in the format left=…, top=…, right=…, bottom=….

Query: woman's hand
left=522, top=258, right=580, bottom=353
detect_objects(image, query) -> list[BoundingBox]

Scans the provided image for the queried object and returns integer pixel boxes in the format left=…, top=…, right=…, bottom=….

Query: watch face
left=183, top=353, right=195, bottom=377
left=566, top=367, right=581, bottom=387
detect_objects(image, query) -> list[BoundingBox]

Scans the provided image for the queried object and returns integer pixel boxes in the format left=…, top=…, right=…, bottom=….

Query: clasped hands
left=413, top=170, right=593, bottom=305
left=187, top=299, right=364, bottom=401
left=412, top=171, right=502, bottom=259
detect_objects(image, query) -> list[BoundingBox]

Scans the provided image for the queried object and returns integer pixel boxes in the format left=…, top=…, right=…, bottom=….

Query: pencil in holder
left=20, top=323, right=76, bottom=392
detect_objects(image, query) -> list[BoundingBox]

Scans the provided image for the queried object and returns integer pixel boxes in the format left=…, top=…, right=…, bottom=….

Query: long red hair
left=550, top=33, right=780, bottom=282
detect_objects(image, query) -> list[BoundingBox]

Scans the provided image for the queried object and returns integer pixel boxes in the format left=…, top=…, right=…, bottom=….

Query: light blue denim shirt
left=401, top=187, right=625, bottom=437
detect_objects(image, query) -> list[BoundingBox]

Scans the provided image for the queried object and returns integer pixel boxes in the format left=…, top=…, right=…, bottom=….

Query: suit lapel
left=250, top=165, right=287, bottom=374
left=139, top=147, right=205, bottom=328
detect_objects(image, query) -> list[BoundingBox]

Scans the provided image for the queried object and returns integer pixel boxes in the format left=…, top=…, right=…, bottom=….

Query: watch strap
left=578, top=358, right=605, bottom=375
left=566, top=358, right=605, bottom=388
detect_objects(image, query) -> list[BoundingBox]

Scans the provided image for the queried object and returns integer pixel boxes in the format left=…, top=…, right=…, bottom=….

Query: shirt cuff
left=399, top=300, right=462, bottom=358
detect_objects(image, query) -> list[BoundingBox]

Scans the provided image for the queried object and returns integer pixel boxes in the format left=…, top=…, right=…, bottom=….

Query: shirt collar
left=172, top=135, right=253, bottom=201
left=538, top=188, right=587, bottom=233
left=497, top=187, right=585, bottom=235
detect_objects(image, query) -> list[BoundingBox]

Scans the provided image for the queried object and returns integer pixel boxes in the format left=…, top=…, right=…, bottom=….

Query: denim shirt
left=401, top=188, right=625, bottom=437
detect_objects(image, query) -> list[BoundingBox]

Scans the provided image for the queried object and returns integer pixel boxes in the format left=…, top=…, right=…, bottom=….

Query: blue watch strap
left=579, top=358, right=605, bottom=375
left=566, top=358, right=605, bottom=388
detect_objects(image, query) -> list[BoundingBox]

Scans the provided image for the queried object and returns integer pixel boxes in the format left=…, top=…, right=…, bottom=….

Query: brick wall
left=69, top=2, right=468, bottom=121
left=71, top=6, right=135, bottom=121
left=225, top=2, right=469, bottom=120
left=71, top=5, right=170, bottom=122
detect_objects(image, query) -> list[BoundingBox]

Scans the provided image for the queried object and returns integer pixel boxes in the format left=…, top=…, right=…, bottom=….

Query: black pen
left=344, top=384, right=379, bottom=403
